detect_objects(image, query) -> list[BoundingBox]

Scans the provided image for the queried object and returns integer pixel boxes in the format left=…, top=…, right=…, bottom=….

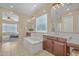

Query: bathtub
left=23, top=37, right=43, bottom=55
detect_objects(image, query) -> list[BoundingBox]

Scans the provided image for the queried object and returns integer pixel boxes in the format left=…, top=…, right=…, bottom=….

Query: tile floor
left=0, top=39, right=53, bottom=56
left=0, top=38, right=79, bottom=56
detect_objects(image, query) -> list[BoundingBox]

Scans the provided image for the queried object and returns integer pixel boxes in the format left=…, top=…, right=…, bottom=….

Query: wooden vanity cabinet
left=53, top=38, right=67, bottom=56
left=43, top=36, right=54, bottom=53
left=43, top=35, right=58, bottom=53
left=43, top=35, right=70, bottom=56
left=43, top=39, right=53, bottom=53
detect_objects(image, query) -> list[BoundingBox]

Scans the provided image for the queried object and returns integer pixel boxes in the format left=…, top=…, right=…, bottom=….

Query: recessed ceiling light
left=33, top=5, right=37, bottom=8
left=67, top=8, right=70, bottom=11
left=10, top=5, right=14, bottom=8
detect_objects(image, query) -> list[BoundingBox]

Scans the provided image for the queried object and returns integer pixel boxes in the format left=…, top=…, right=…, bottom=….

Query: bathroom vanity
left=43, top=33, right=79, bottom=56
left=43, top=35, right=70, bottom=56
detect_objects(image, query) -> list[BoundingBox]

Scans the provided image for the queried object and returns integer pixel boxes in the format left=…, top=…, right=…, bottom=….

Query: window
left=36, top=14, right=47, bottom=32
left=2, top=23, right=17, bottom=32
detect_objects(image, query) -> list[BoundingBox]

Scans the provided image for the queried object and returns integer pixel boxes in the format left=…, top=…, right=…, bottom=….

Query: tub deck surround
left=23, top=37, right=43, bottom=55
left=23, top=32, right=45, bottom=55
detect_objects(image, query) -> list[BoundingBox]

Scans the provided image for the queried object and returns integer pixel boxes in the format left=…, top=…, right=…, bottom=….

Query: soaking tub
left=23, top=37, right=43, bottom=55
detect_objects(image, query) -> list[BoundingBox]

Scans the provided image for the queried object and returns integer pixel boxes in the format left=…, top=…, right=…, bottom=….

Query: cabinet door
left=43, top=39, right=53, bottom=53
left=53, top=41, right=66, bottom=56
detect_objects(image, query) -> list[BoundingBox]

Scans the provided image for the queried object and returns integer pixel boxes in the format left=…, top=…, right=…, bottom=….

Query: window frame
left=2, top=23, right=18, bottom=33
left=36, top=14, right=47, bottom=32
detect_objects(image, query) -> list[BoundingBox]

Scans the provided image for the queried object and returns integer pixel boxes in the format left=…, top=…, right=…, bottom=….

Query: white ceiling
left=0, top=3, right=52, bottom=18
left=0, top=3, right=79, bottom=19
left=51, top=3, right=79, bottom=19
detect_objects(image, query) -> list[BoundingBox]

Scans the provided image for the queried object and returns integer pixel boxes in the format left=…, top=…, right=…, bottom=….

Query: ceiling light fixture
left=52, top=3, right=64, bottom=10
left=10, top=5, right=14, bottom=8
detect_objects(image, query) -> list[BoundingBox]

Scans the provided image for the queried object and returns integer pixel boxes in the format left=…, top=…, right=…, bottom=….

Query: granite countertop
left=43, top=34, right=70, bottom=40
left=43, top=33, right=79, bottom=46
left=67, top=39, right=79, bottom=46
